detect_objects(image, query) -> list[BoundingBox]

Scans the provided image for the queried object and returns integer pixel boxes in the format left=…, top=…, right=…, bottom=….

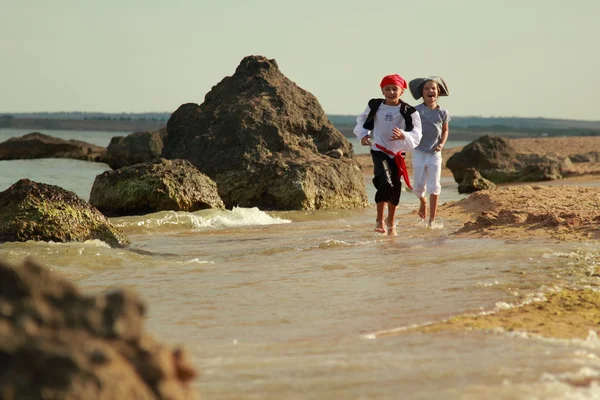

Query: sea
left=1, top=127, right=600, bottom=399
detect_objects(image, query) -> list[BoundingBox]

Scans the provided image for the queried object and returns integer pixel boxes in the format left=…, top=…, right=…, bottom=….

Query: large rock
left=0, top=132, right=106, bottom=162
left=0, top=179, right=129, bottom=247
left=106, top=127, right=167, bottom=169
left=90, top=158, right=225, bottom=217
left=447, top=135, right=572, bottom=184
left=161, top=55, right=368, bottom=210
left=446, top=136, right=518, bottom=183
left=0, top=259, right=197, bottom=399
left=517, top=153, right=573, bottom=181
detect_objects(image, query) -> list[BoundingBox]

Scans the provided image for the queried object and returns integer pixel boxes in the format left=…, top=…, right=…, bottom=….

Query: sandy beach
left=359, top=136, right=600, bottom=342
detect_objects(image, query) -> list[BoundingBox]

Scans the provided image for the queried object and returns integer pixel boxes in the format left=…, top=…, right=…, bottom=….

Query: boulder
left=0, top=258, right=197, bottom=400
left=0, top=179, right=129, bottom=247
left=161, top=55, right=368, bottom=210
left=447, top=135, right=573, bottom=184
left=516, top=153, right=573, bottom=181
left=0, top=132, right=106, bottom=162
left=89, top=158, right=225, bottom=217
left=458, top=168, right=497, bottom=194
left=106, top=127, right=167, bottom=169
left=446, top=135, right=519, bottom=183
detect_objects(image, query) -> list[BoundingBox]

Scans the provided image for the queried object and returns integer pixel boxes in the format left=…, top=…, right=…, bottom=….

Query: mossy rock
left=89, top=158, right=225, bottom=217
left=0, top=179, right=129, bottom=247
left=458, top=168, right=497, bottom=194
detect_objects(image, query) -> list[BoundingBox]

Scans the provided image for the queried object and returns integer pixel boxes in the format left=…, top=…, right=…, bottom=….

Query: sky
left=1, top=0, right=599, bottom=120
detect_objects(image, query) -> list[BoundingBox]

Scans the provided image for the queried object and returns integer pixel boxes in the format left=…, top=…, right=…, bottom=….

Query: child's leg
left=411, top=150, right=428, bottom=220
left=427, top=153, right=443, bottom=225
left=386, top=202, right=397, bottom=236
left=429, top=194, right=439, bottom=223
left=375, top=202, right=386, bottom=233
left=418, top=196, right=427, bottom=220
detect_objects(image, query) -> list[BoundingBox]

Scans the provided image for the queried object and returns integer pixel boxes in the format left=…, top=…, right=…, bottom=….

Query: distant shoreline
left=0, top=117, right=165, bottom=133
left=2, top=116, right=600, bottom=141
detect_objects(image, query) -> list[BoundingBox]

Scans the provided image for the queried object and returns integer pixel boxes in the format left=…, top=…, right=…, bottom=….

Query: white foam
left=176, top=258, right=214, bottom=265
left=192, top=206, right=291, bottom=229
left=114, top=207, right=291, bottom=231
left=27, top=239, right=112, bottom=249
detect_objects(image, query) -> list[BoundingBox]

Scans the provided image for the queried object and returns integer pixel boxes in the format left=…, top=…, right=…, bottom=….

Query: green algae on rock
left=0, top=179, right=129, bottom=247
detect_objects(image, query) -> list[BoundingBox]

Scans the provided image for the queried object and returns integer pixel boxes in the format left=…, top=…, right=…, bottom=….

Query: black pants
left=371, top=150, right=402, bottom=206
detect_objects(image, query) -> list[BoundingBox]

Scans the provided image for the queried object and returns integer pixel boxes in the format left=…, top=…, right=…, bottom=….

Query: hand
left=391, top=127, right=405, bottom=141
left=434, top=144, right=444, bottom=152
left=360, top=135, right=371, bottom=146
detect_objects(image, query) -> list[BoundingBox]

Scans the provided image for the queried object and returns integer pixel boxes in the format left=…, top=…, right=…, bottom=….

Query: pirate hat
left=408, top=76, right=450, bottom=100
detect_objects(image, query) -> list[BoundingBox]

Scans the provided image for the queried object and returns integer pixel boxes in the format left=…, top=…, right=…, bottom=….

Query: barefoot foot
left=385, top=217, right=397, bottom=236
left=418, top=198, right=427, bottom=220
left=374, top=221, right=386, bottom=233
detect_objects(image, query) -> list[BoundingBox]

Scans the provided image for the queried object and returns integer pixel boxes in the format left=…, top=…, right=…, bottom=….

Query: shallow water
left=1, top=128, right=600, bottom=399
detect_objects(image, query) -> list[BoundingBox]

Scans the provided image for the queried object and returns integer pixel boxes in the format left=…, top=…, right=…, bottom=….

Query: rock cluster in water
left=162, top=55, right=368, bottom=210
left=0, top=132, right=107, bottom=162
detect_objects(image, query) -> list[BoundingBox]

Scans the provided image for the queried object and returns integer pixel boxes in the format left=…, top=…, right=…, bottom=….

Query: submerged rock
left=106, top=127, right=167, bottom=169
left=0, top=258, right=198, bottom=399
left=0, top=132, right=107, bottom=162
left=162, top=55, right=368, bottom=210
left=89, top=158, right=225, bottom=217
left=0, top=179, right=129, bottom=247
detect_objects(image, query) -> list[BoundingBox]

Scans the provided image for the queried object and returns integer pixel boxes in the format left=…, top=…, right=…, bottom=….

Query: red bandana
left=380, top=74, right=407, bottom=89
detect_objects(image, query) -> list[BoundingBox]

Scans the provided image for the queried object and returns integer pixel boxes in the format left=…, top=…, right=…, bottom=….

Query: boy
left=354, top=74, right=422, bottom=236
left=408, top=76, right=450, bottom=228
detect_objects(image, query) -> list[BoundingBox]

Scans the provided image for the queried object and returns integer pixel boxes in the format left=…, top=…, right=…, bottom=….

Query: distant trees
left=0, top=115, right=14, bottom=127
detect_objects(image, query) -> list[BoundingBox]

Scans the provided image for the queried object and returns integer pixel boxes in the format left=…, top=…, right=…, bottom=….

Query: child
left=408, top=76, right=450, bottom=228
left=354, top=74, right=422, bottom=236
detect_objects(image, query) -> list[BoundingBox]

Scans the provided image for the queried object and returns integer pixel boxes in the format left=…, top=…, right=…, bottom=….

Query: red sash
left=375, top=144, right=413, bottom=191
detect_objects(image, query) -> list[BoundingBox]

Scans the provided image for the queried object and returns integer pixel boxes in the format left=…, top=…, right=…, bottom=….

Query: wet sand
left=383, top=289, right=600, bottom=341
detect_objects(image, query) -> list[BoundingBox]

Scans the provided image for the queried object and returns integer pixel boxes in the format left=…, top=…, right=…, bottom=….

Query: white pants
left=412, top=149, right=442, bottom=198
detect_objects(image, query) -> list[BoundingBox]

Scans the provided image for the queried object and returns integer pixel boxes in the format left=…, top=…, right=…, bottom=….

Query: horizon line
left=2, top=111, right=600, bottom=123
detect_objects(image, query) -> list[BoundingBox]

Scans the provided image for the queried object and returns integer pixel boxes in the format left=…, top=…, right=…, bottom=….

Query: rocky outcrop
left=517, top=153, right=573, bottom=181
left=89, top=158, right=225, bottom=217
left=161, top=55, right=368, bottom=210
left=0, top=179, right=129, bottom=247
left=0, top=258, right=198, bottom=400
left=106, top=127, right=167, bottom=169
left=570, top=151, right=600, bottom=163
left=458, top=168, right=496, bottom=194
left=0, top=132, right=106, bottom=162
left=446, top=135, right=572, bottom=184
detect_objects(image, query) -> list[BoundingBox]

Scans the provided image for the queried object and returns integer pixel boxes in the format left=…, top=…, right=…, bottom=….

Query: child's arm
left=437, top=123, right=449, bottom=151
left=435, top=110, right=451, bottom=151
left=353, top=106, right=371, bottom=145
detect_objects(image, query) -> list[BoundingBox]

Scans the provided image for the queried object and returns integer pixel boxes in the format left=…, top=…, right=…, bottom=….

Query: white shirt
left=353, top=102, right=422, bottom=156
